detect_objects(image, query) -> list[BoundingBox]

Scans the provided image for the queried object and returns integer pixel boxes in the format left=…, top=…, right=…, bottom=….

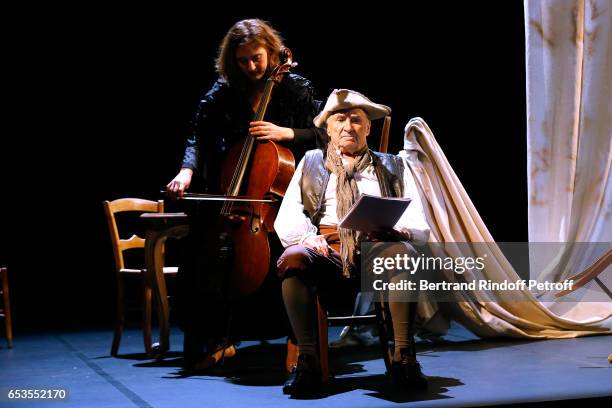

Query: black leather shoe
left=391, top=349, right=428, bottom=390
left=283, top=354, right=322, bottom=396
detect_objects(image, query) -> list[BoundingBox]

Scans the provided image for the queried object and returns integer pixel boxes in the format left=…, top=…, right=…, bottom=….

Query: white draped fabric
left=400, top=117, right=611, bottom=339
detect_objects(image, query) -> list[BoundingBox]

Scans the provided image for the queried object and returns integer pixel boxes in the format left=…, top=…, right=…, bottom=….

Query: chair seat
left=119, top=267, right=178, bottom=275
left=119, top=268, right=144, bottom=274
left=327, top=314, right=377, bottom=326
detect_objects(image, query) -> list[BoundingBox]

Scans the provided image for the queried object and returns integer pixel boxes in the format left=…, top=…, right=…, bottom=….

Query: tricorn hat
left=313, top=89, right=391, bottom=128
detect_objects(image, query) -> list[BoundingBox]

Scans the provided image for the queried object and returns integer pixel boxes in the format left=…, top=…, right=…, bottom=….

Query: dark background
left=2, top=3, right=526, bottom=331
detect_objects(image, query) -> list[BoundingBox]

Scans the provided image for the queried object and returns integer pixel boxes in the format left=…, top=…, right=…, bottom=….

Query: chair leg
left=111, top=276, right=125, bottom=356
left=1, top=268, right=12, bottom=349
left=316, top=298, right=329, bottom=383
left=375, top=301, right=394, bottom=373
left=286, top=337, right=299, bottom=373
left=142, top=276, right=153, bottom=356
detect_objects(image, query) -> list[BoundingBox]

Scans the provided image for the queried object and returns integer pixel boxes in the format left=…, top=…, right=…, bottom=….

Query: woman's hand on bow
left=166, top=168, right=193, bottom=199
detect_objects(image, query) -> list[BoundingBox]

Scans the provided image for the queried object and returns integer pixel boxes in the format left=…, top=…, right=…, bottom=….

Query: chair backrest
left=103, top=198, right=164, bottom=272
left=378, top=116, right=391, bottom=153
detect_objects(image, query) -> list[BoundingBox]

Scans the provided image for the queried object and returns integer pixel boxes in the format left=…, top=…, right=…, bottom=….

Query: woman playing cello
left=165, top=19, right=324, bottom=371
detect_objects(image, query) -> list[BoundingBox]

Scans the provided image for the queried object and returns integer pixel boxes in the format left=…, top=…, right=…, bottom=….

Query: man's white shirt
left=274, top=152, right=430, bottom=247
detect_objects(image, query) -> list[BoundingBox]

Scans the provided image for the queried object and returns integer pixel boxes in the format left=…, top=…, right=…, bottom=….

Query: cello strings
left=222, top=77, right=274, bottom=215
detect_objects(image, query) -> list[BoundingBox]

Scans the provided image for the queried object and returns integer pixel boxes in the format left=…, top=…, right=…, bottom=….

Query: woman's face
left=235, top=42, right=269, bottom=83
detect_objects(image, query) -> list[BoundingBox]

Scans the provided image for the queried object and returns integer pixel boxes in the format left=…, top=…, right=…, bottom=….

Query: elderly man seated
left=275, top=89, right=430, bottom=396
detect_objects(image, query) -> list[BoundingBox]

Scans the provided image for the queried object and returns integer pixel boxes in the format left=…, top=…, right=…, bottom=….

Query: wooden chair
left=140, top=212, right=189, bottom=359
left=305, top=116, right=395, bottom=380
left=555, top=248, right=612, bottom=299
left=103, top=198, right=178, bottom=357
left=301, top=117, right=398, bottom=379
left=553, top=248, right=612, bottom=365
left=316, top=296, right=393, bottom=382
left=0, top=267, right=13, bottom=348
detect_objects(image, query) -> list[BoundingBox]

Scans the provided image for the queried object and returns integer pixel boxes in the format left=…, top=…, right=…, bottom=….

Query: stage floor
left=1, top=323, right=611, bottom=407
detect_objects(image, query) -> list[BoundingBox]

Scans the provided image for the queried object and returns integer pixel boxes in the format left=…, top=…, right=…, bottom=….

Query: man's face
left=235, top=42, right=268, bottom=82
left=326, top=108, right=371, bottom=155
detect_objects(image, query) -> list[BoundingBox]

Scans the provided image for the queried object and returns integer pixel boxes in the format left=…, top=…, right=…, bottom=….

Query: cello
left=186, top=48, right=297, bottom=298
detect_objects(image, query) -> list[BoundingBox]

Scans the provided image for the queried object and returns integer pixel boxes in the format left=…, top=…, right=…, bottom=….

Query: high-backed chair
left=0, top=267, right=13, bottom=348
left=284, top=118, right=396, bottom=377
left=103, top=198, right=178, bottom=356
left=311, top=117, right=395, bottom=381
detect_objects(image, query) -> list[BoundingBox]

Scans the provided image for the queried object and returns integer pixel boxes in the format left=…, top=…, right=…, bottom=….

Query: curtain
left=525, top=0, right=611, bottom=291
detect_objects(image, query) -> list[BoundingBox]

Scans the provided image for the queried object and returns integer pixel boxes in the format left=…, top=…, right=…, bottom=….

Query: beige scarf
left=324, top=144, right=372, bottom=277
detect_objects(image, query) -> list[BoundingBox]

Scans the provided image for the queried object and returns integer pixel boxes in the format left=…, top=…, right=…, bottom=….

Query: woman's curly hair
left=216, top=19, right=284, bottom=87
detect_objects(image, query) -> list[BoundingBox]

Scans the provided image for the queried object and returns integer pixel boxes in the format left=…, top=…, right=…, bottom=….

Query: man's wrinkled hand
left=364, top=228, right=411, bottom=242
left=303, top=235, right=331, bottom=257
